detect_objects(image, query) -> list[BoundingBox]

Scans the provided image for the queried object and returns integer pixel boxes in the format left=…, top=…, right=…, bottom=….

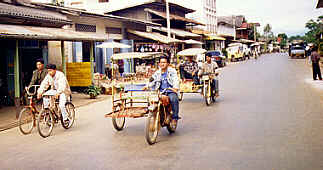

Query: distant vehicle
left=226, top=43, right=244, bottom=61
left=206, top=50, right=226, bottom=67
left=290, top=45, right=305, bottom=58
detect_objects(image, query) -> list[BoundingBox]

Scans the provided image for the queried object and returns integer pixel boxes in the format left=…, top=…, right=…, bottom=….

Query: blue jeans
left=167, top=92, right=179, bottom=120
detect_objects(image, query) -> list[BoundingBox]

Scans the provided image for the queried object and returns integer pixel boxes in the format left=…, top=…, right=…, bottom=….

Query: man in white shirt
left=37, top=64, right=72, bottom=122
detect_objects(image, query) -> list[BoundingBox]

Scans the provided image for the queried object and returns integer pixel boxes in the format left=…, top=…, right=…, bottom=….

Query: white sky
left=110, top=0, right=323, bottom=36
left=194, top=0, right=322, bottom=36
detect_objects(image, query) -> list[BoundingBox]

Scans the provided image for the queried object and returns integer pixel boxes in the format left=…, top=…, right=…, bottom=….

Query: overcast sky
left=185, top=0, right=323, bottom=36
left=42, top=0, right=323, bottom=36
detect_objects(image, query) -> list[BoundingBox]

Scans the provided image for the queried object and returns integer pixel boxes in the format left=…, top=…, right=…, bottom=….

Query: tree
left=278, top=33, right=288, bottom=48
left=304, top=15, right=323, bottom=45
left=263, top=24, right=272, bottom=41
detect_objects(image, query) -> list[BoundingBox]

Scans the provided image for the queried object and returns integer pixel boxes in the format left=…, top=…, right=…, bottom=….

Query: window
left=75, top=24, right=96, bottom=32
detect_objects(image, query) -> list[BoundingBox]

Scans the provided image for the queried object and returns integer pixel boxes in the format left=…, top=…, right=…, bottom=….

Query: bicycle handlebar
left=25, top=85, right=40, bottom=96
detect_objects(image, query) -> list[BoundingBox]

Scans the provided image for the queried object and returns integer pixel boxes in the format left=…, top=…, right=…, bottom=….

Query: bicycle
left=18, top=85, right=40, bottom=135
left=37, top=90, right=76, bottom=138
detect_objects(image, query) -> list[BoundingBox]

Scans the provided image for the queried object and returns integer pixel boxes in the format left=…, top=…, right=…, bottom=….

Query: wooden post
left=14, top=40, right=20, bottom=106
left=61, top=41, right=66, bottom=74
left=90, top=41, right=94, bottom=85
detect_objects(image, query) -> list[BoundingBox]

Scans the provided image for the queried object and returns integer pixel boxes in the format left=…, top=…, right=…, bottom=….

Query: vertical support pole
left=14, top=40, right=20, bottom=106
left=254, top=25, right=257, bottom=42
left=166, top=0, right=171, bottom=38
left=61, top=41, right=66, bottom=74
left=90, top=41, right=94, bottom=85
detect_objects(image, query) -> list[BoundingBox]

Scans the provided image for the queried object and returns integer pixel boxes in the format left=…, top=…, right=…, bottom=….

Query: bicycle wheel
left=112, top=105, right=125, bottom=131
left=145, top=110, right=160, bottom=145
left=37, top=109, right=54, bottom=138
left=61, top=102, right=75, bottom=129
left=18, top=107, right=35, bottom=135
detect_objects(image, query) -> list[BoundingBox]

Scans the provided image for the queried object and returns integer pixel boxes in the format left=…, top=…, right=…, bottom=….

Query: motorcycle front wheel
left=145, top=110, right=160, bottom=145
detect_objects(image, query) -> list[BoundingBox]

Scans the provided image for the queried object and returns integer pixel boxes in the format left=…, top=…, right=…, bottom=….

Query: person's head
left=186, top=56, right=194, bottom=62
left=206, top=54, right=212, bottom=63
left=312, top=45, right=318, bottom=52
left=36, top=59, right=44, bottom=71
left=46, top=64, right=57, bottom=77
left=159, top=56, right=170, bottom=70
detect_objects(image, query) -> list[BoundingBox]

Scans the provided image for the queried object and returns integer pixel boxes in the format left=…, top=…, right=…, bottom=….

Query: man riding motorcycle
left=37, top=64, right=72, bottom=123
left=198, top=53, right=219, bottom=98
left=145, top=56, right=180, bottom=124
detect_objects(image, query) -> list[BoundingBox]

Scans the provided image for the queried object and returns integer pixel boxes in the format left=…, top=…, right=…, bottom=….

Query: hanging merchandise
left=140, top=45, right=144, bottom=52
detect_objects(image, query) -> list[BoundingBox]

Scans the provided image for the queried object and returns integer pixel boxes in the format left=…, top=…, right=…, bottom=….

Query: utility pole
left=166, top=0, right=171, bottom=39
left=254, top=24, right=257, bottom=42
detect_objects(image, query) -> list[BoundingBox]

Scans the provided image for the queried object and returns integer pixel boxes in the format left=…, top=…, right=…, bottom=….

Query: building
left=104, top=0, right=204, bottom=62
left=186, top=0, right=216, bottom=34
left=0, top=0, right=102, bottom=106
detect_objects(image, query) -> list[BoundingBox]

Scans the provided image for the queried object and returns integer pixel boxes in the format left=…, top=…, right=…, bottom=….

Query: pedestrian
left=310, top=46, right=322, bottom=80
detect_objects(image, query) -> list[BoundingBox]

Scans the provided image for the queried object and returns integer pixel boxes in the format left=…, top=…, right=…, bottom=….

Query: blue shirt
left=160, top=71, right=172, bottom=93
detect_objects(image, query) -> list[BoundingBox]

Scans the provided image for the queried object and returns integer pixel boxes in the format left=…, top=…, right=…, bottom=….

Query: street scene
left=0, top=0, right=323, bottom=170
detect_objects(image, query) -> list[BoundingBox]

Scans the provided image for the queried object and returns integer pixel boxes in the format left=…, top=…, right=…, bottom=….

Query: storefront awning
left=128, top=29, right=182, bottom=44
left=145, top=9, right=205, bottom=26
left=0, top=24, right=108, bottom=41
left=111, top=52, right=164, bottom=60
left=152, top=27, right=200, bottom=38
left=184, top=39, right=203, bottom=45
left=205, top=35, right=226, bottom=41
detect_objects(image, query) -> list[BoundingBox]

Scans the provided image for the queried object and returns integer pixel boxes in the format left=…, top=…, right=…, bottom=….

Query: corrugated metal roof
left=0, top=2, right=71, bottom=24
left=145, top=9, right=205, bottom=26
left=0, top=24, right=108, bottom=41
left=152, top=27, right=200, bottom=37
left=128, top=29, right=182, bottom=44
left=34, top=3, right=160, bottom=27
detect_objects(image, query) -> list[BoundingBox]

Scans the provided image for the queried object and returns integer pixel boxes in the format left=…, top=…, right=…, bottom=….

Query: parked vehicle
left=206, top=50, right=226, bottom=67
left=226, top=43, right=244, bottom=61
left=290, top=45, right=305, bottom=58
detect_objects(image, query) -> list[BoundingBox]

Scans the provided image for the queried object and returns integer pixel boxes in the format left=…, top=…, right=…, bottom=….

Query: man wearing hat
left=37, top=64, right=72, bottom=123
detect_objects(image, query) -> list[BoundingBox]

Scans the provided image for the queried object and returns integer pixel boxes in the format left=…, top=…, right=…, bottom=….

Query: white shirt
left=38, top=70, right=71, bottom=96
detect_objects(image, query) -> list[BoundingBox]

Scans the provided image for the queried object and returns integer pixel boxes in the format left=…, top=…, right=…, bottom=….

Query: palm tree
left=264, top=24, right=272, bottom=41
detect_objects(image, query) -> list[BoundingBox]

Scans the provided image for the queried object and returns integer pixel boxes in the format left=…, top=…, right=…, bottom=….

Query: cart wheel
left=167, top=119, right=177, bottom=134
left=145, top=110, right=160, bottom=145
left=112, top=105, right=125, bottom=131
left=178, top=92, right=183, bottom=101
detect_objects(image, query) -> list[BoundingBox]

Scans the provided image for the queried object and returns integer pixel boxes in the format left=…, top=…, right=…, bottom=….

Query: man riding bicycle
left=37, top=64, right=72, bottom=123
left=198, top=53, right=219, bottom=97
left=145, top=56, right=180, bottom=124
left=29, top=59, right=48, bottom=87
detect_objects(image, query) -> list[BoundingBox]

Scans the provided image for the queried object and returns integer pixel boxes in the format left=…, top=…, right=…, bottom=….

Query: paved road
left=1, top=53, right=322, bottom=170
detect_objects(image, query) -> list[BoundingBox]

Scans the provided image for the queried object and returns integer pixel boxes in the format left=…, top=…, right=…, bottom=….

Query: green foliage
left=85, top=85, right=101, bottom=98
left=278, top=33, right=288, bottom=48
left=288, top=15, right=322, bottom=46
